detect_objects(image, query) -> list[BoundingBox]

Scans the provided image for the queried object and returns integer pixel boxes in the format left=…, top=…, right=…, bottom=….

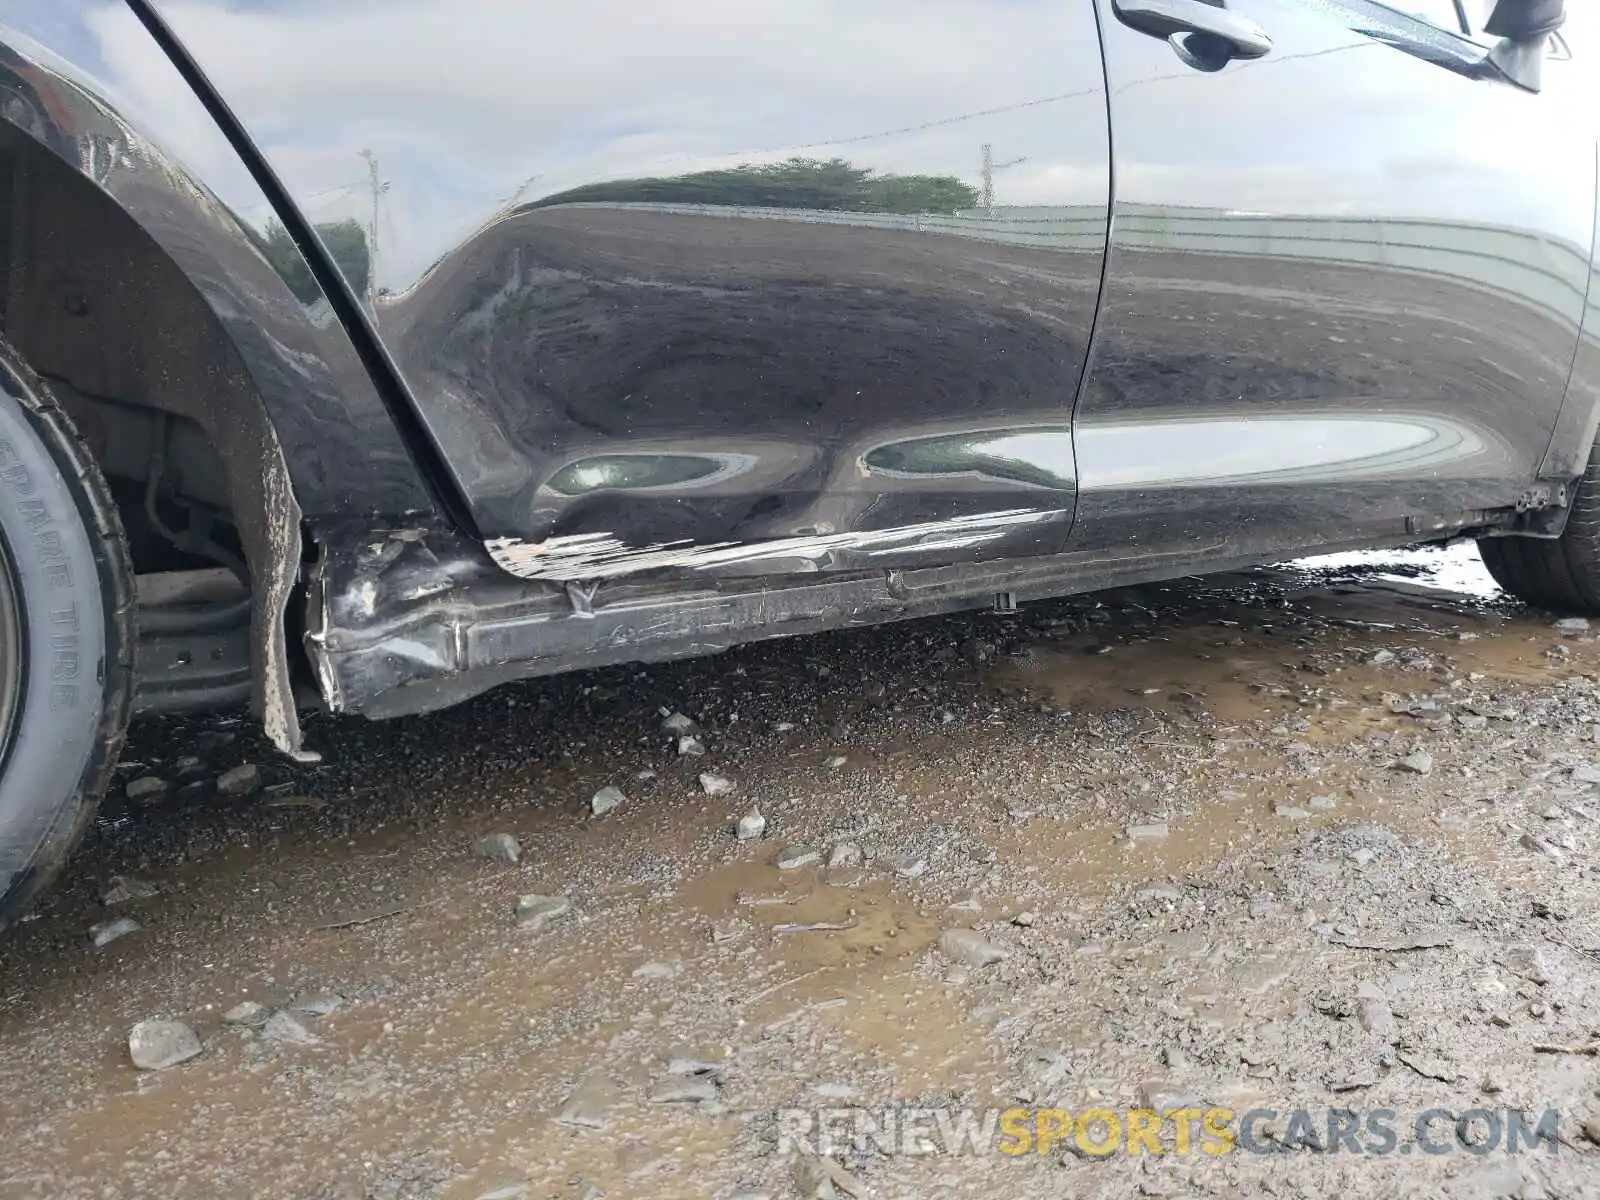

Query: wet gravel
left=2, top=544, right=1600, bottom=1198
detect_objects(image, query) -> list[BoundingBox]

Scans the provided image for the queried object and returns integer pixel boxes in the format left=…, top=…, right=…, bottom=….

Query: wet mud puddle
left=2, top=542, right=1599, bottom=1198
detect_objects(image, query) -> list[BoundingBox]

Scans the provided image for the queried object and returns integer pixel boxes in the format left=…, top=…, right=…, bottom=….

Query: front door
left=147, top=0, right=1113, bottom=582
left=1072, top=0, right=1593, bottom=557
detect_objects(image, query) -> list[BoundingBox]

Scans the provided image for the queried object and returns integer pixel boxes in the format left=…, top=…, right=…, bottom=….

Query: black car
left=0, top=0, right=1589, bottom=923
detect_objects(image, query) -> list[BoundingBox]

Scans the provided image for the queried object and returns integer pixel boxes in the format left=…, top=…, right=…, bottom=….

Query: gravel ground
left=3, top=543, right=1600, bottom=1199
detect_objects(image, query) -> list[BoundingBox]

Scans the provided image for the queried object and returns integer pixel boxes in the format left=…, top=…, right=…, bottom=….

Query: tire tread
left=1480, top=440, right=1600, bottom=615
left=0, top=345, right=135, bottom=929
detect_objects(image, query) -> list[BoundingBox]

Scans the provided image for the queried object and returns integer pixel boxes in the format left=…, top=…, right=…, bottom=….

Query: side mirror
left=1482, top=0, right=1565, bottom=91
left=1483, top=0, right=1565, bottom=40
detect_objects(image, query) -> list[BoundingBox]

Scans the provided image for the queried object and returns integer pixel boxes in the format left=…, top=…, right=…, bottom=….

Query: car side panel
left=1072, top=0, right=1594, bottom=555
left=143, top=0, right=1113, bottom=579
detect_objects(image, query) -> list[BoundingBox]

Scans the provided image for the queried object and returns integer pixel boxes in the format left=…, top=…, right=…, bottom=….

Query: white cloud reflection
left=68, top=0, right=1599, bottom=290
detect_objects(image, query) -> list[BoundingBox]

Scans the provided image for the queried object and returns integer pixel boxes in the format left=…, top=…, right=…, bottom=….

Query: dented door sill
left=306, top=522, right=1458, bottom=722
left=483, top=509, right=1065, bottom=582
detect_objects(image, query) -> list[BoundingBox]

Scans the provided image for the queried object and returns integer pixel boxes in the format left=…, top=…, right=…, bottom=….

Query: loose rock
left=1503, top=945, right=1553, bottom=985
left=89, top=917, right=141, bottom=948
left=666, top=1058, right=728, bottom=1080
left=887, top=853, right=927, bottom=879
left=173, top=755, right=206, bottom=779
left=472, top=833, right=521, bottom=865
left=223, top=1001, right=270, bottom=1027
left=826, top=841, right=863, bottom=869
left=939, top=929, right=1008, bottom=967
left=1327, top=1069, right=1380, bottom=1092
left=792, top=1154, right=866, bottom=1199
left=216, top=764, right=262, bottom=796
left=261, top=1011, right=320, bottom=1046
left=515, top=894, right=573, bottom=931
left=590, top=785, right=626, bottom=817
left=775, top=845, right=820, bottom=871
left=125, top=776, right=168, bottom=803
left=650, top=1076, right=719, bottom=1104
left=1126, top=822, right=1169, bottom=842
left=128, top=1019, right=202, bottom=1071
left=660, top=711, right=698, bottom=736
left=263, top=794, right=325, bottom=811
left=736, top=809, right=766, bottom=841
left=699, top=773, right=735, bottom=797
left=1357, top=994, right=1396, bottom=1040
left=677, top=734, right=706, bottom=757
left=1396, top=752, right=1434, bottom=775
left=101, top=876, right=158, bottom=906
left=1396, top=1048, right=1459, bottom=1083
left=555, top=1074, right=619, bottom=1130
left=288, top=993, right=343, bottom=1017
left=1520, top=832, right=1563, bottom=859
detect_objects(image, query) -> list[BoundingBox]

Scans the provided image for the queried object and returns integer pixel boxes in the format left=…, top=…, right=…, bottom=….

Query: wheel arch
left=0, top=15, right=445, bottom=757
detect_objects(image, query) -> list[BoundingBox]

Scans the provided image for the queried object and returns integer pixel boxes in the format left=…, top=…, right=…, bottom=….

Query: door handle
left=1111, top=0, right=1273, bottom=59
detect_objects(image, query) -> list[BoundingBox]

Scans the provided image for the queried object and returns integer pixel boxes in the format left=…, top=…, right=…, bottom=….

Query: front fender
left=0, top=3, right=445, bottom=757
left=0, top=2, right=435, bottom=521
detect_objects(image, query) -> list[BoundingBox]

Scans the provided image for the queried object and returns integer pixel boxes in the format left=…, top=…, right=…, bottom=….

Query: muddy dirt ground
left=3, top=544, right=1600, bottom=1199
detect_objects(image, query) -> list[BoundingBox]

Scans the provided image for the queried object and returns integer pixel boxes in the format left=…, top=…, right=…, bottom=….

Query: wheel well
left=0, top=122, right=310, bottom=746
left=0, top=126, right=249, bottom=564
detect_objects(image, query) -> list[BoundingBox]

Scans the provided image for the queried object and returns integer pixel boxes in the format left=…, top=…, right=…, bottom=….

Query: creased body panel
left=145, top=0, right=1112, bottom=575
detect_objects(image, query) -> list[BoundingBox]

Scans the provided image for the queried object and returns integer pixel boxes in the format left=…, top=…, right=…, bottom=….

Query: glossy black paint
left=1073, top=0, right=1595, bottom=553
left=145, top=0, right=1113, bottom=573
left=4, top=0, right=1600, bottom=728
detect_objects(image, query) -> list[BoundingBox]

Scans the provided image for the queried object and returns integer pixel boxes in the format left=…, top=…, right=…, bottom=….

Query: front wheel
left=0, top=343, right=134, bottom=932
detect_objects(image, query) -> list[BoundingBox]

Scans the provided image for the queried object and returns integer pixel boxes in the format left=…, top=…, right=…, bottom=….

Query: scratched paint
left=485, top=509, right=1063, bottom=582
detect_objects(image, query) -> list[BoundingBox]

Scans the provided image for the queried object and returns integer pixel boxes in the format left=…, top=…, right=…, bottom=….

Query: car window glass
left=1381, top=0, right=1572, bottom=55
left=1300, top=0, right=1484, bottom=71
left=1376, top=1, right=1470, bottom=35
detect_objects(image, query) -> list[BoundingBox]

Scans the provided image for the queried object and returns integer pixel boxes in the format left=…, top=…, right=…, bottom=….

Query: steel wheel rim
left=0, top=532, right=24, bottom=774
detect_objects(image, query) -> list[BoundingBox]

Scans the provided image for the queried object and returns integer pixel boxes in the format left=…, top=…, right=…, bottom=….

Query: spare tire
left=0, top=342, right=134, bottom=932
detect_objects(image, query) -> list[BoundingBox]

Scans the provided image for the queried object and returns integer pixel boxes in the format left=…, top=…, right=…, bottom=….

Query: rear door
left=1072, top=0, right=1594, bottom=556
left=141, top=0, right=1111, bottom=580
